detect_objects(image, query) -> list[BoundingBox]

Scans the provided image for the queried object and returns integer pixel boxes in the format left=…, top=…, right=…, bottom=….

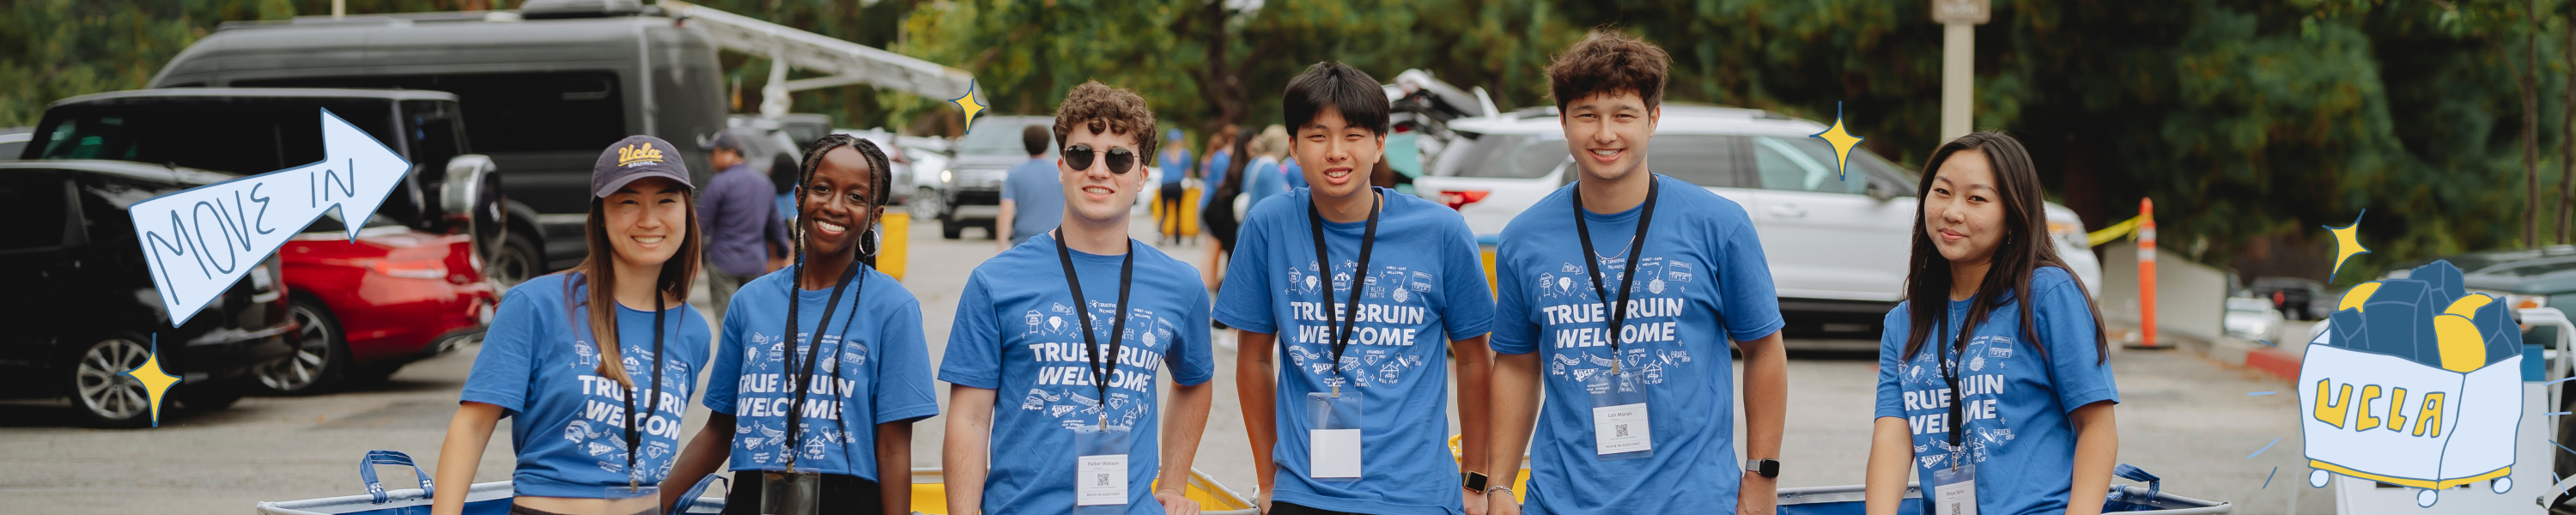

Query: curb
left=2244, top=345, right=2302, bottom=381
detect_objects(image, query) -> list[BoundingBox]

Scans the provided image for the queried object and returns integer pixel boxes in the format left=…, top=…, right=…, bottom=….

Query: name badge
left=1307, top=391, right=1364, bottom=480
left=1077, top=453, right=1128, bottom=506
left=1586, top=365, right=1654, bottom=459
left=1931, top=463, right=1978, bottom=515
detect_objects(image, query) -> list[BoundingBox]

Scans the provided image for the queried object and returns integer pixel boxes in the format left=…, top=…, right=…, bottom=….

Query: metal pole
left=332, top=0, right=345, bottom=19
left=1941, top=22, right=1973, bottom=142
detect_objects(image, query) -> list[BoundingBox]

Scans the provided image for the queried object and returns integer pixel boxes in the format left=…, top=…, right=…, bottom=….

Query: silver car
left=1415, top=105, right=2101, bottom=348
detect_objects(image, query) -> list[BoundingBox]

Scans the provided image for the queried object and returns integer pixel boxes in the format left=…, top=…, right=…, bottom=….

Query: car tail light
left=372, top=260, right=449, bottom=280
left=1439, top=190, right=1490, bottom=210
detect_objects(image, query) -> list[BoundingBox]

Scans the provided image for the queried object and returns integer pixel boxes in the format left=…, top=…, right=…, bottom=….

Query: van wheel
left=256, top=298, right=347, bottom=394
left=909, top=187, right=942, bottom=220
left=488, top=230, right=543, bottom=288
left=70, top=336, right=155, bottom=428
left=941, top=211, right=964, bottom=239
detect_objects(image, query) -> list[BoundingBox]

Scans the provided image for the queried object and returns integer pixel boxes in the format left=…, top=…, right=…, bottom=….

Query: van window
left=1750, top=136, right=1867, bottom=194
left=239, top=72, right=626, bottom=154
left=0, top=177, right=72, bottom=251
left=1438, top=134, right=1570, bottom=179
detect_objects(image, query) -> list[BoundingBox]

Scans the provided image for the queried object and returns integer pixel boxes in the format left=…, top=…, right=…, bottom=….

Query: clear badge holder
left=1930, top=462, right=1978, bottom=515
left=757, top=470, right=822, bottom=515
left=599, top=484, right=665, bottom=515
left=1073, top=420, right=1134, bottom=514
left=1306, top=388, right=1364, bottom=482
left=1585, top=364, right=1654, bottom=461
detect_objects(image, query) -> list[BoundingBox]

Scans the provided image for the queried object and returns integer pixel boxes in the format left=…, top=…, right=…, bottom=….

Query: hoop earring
left=859, top=226, right=883, bottom=258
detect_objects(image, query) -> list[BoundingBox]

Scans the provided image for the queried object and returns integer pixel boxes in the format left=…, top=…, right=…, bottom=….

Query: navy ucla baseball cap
left=592, top=135, right=695, bottom=197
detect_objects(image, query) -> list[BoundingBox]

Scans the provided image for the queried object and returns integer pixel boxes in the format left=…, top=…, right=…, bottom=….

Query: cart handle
left=358, top=450, right=433, bottom=505
left=2112, top=464, right=2160, bottom=500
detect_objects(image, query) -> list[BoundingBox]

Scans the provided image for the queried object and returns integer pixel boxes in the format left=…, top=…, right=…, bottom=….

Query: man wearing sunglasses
left=941, top=81, right=1217, bottom=515
left=1217, top=61, right=1498, bottom=515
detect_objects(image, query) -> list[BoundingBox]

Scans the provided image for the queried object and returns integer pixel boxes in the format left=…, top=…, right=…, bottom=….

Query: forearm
left=1159, top=381, right=1216, bottom=489
left=2064, top=403, right=2119, bottom=515
left=1485, top=353, right=1542, bottom=485
left=430, top=403, right=502, bottom=515
left=1739, top=332, right=1787, bottom=462
left=994, top=201, right=1015, bottom=246
left=659, top=413, right=736, bottom=510
left=943, top=386, right=996, bottom=515
left=1453, top=335, right=1496, bottom=476
left=878, top=421, right=915, bottom=515
left=1235, top=330, right=1280, bottom=491
left=1864, top=417, right=1917, bottom=515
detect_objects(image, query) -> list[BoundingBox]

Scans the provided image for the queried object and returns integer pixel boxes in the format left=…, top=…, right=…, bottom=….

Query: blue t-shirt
left=1201, top=150, right=1234, bottom=209
left=1489, top=175, right=1785, bottom=514
left=1214, top=188, right=1495, bottom=514
left=1241, top=158, right=1289, bottom=213
left=701, top=265, right=941, bottom=479
left=1284, top=161, right=1307, bottom=191
left=939, top=233, right=1217, bottom=515
left=1002, top=158, right=1066, bottom=247
left=1873, top=267, right=2119, bottom=515
left=461, top=273, right=713, bottom=498
left=1160, top=149, right=1193, bottom=185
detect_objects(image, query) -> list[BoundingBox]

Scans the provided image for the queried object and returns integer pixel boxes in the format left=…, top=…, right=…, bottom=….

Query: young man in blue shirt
left=999, top=124, right=1063, bottom=250
left=1485, top=32, right=1791, bottom=515
left=1218, top=62, right=1498, bottom=515
left=941, top=81, right=1217, bottom=515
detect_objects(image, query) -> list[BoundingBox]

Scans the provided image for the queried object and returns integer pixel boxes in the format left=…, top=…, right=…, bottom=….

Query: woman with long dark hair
left=432, top=136, right=713, bottom=515
left=661, top=135, right=938, bottom=515
left=1863, top=132, right=2121, bottom=515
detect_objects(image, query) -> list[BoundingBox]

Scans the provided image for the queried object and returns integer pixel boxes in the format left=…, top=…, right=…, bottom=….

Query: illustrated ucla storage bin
left=2299, top=260, right=2526, bottom=507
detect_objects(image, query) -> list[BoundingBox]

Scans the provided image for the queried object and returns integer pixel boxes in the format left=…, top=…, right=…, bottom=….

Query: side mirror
left=440, top=155, right=507, bottom=251
left=1865, top=179, right=1899, bottom=202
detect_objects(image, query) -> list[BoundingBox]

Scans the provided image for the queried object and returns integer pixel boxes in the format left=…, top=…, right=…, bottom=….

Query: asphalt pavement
left=0, top=214, right=2331, bottom=513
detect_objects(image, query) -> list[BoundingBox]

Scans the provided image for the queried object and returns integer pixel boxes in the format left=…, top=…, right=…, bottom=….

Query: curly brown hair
left=1546, top=30, right=1671, bottom=112
left=1053, top=81, right=1159, bottom=162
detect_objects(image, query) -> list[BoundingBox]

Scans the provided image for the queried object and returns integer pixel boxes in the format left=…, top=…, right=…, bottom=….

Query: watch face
left=1462, top=472, right=1487, bottom=490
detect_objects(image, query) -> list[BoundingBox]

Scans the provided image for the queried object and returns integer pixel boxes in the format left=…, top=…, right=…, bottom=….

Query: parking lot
left=0, top=215, right=2332, bottom=514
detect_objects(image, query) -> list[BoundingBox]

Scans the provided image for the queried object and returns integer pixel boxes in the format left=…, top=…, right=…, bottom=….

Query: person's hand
left=1486, top=489, right=1521, bottom=515
left=1738, top=472, right=1777, bottom=515
left=1256, top=488, right=1273, bottom=514
left=1463, top=488, right=1489, bottom=515
left=1157, top=488, right=1200, bottom=515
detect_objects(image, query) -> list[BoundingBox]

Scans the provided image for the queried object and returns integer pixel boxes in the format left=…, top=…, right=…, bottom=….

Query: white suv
left=1418, top=106, right=2101, bottom=345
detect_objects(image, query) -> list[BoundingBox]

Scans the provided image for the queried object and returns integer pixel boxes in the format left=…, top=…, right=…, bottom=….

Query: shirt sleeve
left=697, top=179, right=726, bottom=236
left=999, top=170, right=1021, bottom=204
left=2036, top=269, right=2120, bottom=413
left=874, top=294, right=942, bottom=424
left=1712, top=212, right=1786, bottom=342
left=938, top=272, right=1005, bottom=390
left=1167, top=286, right=1218, bottom=386
left=1873, top=306, right=1911, bottom=420
left=1440, top=220, right=1497, bottom=340
left=460, top=285, right=545, bottom=415
left=765, top=194, right=792, bottom=258
left=1212, top=212, right=1277, bottom=334
left=701, top=290, right=750, bottom=415
left=1488, top=234, right=1541, bottom=355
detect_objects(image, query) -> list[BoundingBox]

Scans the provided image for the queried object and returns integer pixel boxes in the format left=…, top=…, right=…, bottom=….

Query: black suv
left=0, top=161, right=296, bottom=427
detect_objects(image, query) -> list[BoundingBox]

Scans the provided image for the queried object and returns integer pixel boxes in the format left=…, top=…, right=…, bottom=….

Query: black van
left=149, top=0, right=727, bottom=274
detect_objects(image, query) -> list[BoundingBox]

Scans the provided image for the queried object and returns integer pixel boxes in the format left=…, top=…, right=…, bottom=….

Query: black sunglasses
left=1064, top=144, right=1139, bottom=174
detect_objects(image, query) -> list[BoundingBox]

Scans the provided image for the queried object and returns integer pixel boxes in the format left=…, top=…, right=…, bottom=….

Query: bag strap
left=358, top=450, right=434, bottom=505
left=672, top=473, right=730, bottom=513
left=2112, top=463, right=2160, bottom=500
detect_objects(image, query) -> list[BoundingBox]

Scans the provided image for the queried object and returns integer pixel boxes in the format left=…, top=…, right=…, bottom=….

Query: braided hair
left=787, top=133, right=893, bottom=272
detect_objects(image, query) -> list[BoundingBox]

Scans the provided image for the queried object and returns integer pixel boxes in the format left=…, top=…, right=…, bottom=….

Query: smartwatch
left=1461, top=471, right=1490, bottom=492
left=1746, top=458, right=1780, bottom=479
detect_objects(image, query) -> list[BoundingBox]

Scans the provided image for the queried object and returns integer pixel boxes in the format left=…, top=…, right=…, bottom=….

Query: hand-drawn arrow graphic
left=127, top=108, right=412, bottom=326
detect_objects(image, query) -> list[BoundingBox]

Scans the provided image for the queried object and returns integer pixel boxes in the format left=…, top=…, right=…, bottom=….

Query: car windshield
left=31, top=100, right=402, bottom=175
left=1437, top=133, right=1567, bottom=179
left=962, top=119, right=1049, bottom=156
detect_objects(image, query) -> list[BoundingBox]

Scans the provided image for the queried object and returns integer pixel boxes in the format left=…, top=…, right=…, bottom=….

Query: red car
left=259, top=214, right=496, bottom=393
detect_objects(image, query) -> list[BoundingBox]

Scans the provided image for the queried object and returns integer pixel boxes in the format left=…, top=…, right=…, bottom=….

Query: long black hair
left=1899, top=131, right=2109, bottom=365
left=787, top=134, right=892, bottom=273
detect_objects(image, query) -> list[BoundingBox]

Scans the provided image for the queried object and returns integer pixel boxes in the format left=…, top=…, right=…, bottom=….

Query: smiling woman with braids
left=664, top=135, right=940, bottom=515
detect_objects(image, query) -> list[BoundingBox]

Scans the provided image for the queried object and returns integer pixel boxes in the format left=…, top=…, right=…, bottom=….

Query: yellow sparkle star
left=2324, top=209, right=2370, bottom=283
left=1809, top=101, right=1867, bottom=181
left=950, top=80, right=989, bottom=133
left=121, top=338, right=181, bottom=427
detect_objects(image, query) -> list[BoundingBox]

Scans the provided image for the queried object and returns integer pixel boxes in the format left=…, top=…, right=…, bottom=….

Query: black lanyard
left=616, top=293, right=667, bottom=488
left=1306, top=190, right=1381, bottom=382
left=1570, top=177, right=1660, bottom=374
left=1935, top=307, right=1969, bottom=448
left=780, top=261, right=865, bottom=471
left=1053, top=229, right=1134, bottom=425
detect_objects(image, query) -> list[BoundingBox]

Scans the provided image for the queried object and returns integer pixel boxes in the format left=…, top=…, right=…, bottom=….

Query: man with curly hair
left=1485, top=32, right=1791, bottom=515
left=941, top=81, right=1218, bottom=515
